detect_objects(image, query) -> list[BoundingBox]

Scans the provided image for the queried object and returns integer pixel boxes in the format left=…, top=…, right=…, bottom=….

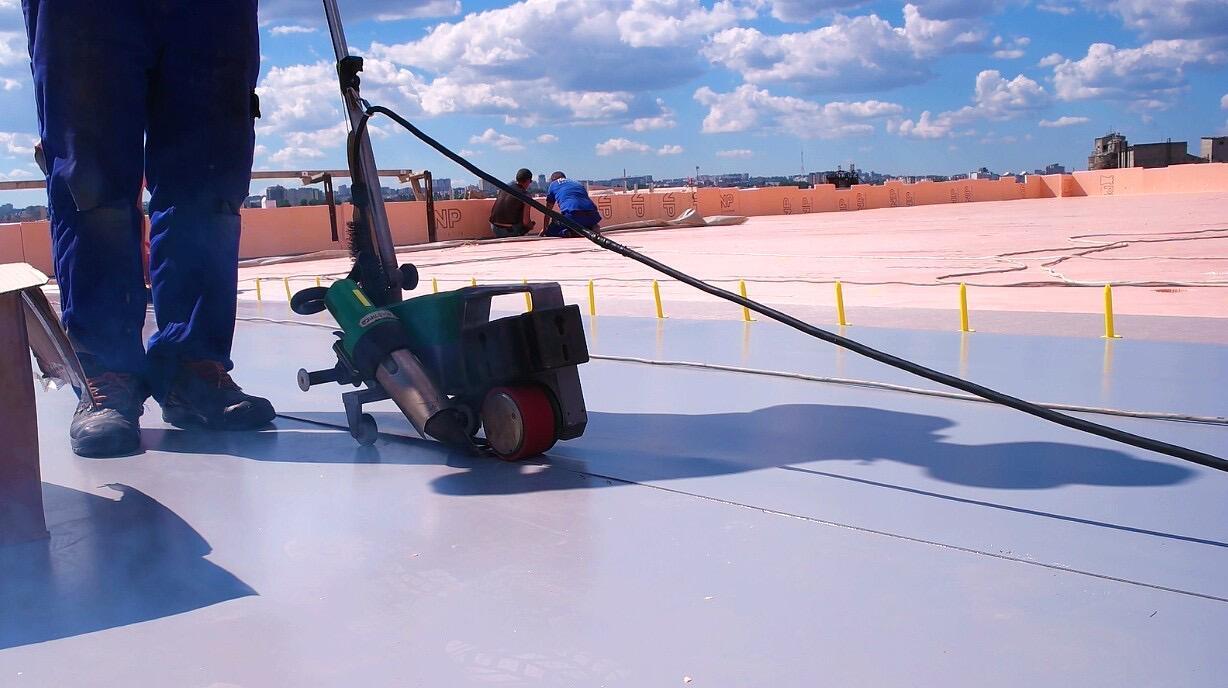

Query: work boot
left=70, top=371, right=146, bottom=458
left=160, top=360, right=276, bottom=430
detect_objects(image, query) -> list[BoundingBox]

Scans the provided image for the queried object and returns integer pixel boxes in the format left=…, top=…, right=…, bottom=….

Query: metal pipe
left=374, top=349, right=448, bottom=439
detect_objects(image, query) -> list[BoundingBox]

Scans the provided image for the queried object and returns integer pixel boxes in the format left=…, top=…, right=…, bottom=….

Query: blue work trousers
left=545, top=209, right=601, bottom=238
left=22, top=0, right=259, bottom=381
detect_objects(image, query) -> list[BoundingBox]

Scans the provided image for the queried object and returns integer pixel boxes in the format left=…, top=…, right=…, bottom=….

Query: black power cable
left=352, top=103, right=1228, bottom=474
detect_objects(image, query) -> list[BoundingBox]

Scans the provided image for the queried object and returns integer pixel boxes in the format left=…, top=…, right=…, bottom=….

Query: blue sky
left=2, top=0, right=1227, bottom=205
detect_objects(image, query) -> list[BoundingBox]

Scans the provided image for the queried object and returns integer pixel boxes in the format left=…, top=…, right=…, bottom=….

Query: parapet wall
left=5, top=163, right=1228, bottom=275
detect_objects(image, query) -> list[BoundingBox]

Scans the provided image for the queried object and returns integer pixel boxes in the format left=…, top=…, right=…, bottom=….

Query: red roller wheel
left=481, top=385, right=558, bottom=461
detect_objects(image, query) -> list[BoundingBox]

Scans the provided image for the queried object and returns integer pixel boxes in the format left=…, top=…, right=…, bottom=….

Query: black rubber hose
left=354, top=104, right=1228, bottom=473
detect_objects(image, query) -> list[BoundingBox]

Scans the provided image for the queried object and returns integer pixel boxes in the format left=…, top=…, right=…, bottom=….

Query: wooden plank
left=0, top=290, right=47, bottom=544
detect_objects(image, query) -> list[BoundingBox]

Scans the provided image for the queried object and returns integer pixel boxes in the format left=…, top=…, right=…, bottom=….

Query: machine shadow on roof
left=435, top=404, right=1193, bottom=493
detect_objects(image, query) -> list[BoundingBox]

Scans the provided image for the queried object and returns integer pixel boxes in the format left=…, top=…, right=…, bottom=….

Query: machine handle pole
left=321, top=0, right=401, bottom=302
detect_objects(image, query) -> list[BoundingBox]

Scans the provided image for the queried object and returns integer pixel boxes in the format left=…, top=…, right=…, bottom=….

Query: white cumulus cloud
left=1101, top=0, right=1228, bottom=40
left=703, top=5, right=990, bottom=95
left=615, top=0, right=755, bottom=49
left=535, top=134, right=558, bottom=144
left=628, top=99, right=677, bottom=131
left=694, top=85, right=903, bottom=138
left=469, top=128, right=525, bottom=152
left=716, top=149, right=754, bottom=158
left=0, top=30, right=26, bottom=67
left=596, top=138, right=652, bottom=156
left=1050, top=40, right=1228, bottom=110
left=1037, top=3, right=1076, bottom=15
left=0, top=167, right=40, bottom=182
left=657, top=144, right=684, bottom=155
left=893, top=70, right=1049, bottom=138
left=252, top=59, right=428, bottom=168
left=268, top=146, right=327, bottom=167
left=1039, top=116, right=1090, bottom=127
left=0, top=131, right=36, bottom=156
left=704, top=18, right=923, bottom=93
left=369, top=0, right=730, bottom=99
left=991, top=35, right=1030, bottom=59
left=259, top=0, right=460, bottom=23
left=902, top=3, right=988, bottom=56
left=766, top=0, right=870, bottom=22
left=269, top=25, right=316, bottom=36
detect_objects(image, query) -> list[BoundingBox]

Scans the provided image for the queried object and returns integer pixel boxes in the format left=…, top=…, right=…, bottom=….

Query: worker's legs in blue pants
left=24, top=0, right=259, bottom=387
left=25, top=0, right=269, bottom=453
left=144, top=0, right=260, bottom=392
left=23, top=0, right=152, bottom=375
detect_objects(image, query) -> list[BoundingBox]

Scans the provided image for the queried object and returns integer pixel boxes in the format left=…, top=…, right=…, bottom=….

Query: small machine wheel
left=296, top=368, right=312, bottom=392
left=481, top=386, right=558, bottom=461
left=352, top=413, right=378, bottom=446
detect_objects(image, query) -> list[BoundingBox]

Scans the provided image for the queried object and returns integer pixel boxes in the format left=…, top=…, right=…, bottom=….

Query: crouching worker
left=489, top=168, right=536, bottom=238
left=543, top=171, right=600, bottom=238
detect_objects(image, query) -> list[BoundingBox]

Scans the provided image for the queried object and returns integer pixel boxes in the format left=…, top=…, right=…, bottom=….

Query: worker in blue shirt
left=21, top=0, right=274, bottom=457
left=543, top=172, right=601, bottom=238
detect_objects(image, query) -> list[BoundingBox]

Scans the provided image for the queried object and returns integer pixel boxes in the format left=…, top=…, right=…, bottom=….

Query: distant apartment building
left=1, top=204, right=49, bottom=222
left=1121, top=141, right=1203, bottom=168
left=1088, top=133, right=1127, bottom=170
left=968, top=167, right=999, bottom=180
left=1025, top=163, right=1065, bottom=176
left=262, top=184, right=324, bottom=206
left=1202, top=136, right=1228, bottom=163
left=713, top=173, right=750, bottom=186
left=1089, top=133, right=1212, bottom=169
left=621, top=174, right=654, bottom=189
left=432, top=177, right=452, bottom=199
left=265, top=185, right=288, bottom=203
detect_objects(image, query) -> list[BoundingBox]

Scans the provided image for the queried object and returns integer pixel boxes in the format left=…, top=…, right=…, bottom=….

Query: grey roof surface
left=3, top=313, right=1226, bottom=686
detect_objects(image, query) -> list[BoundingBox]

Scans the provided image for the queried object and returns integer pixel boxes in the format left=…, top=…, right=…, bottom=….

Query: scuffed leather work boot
left=160, top=361, right=276, bottom=431
left=70, top=371, right=146, bottom=457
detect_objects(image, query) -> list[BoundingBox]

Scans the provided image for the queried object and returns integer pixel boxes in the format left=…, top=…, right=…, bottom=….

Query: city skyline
left=2, top=1, right=1226, bottom=208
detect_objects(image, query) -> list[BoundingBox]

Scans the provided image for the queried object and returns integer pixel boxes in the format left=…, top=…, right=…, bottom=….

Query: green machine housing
left=297, top=279, right=590, bottom=447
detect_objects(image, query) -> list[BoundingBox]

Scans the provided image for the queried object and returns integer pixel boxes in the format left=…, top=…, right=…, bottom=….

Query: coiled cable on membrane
left=349, top=102, right=1228, bottom=473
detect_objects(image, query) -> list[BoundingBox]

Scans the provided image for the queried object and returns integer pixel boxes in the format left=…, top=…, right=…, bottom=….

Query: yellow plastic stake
left=1103, top=284, right=1122, bottom=338
left=523, top=279, right=532, bottom=312
left=470, top=276, right=477, bottom=287
left=738, top=280, right=755, bottom=322
left=587, top=279, right=597, bottom=316
left=283, top=277, right=292, bottom=302
left=835, top=280, right=848, bottom=327
left=254, top=278, right=262, bottom=302
left=315, top=276, right=322, bottom=288
left=652, top=280, right=665, bottom=319
left=432, top=277, right=439, bottom=294
left=959, top=282, right=974, bottom=333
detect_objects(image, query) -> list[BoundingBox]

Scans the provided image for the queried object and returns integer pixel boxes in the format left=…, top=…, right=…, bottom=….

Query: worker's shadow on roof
left=0, top=483, right=255, bottom=650
left=431, top=403, right=1195, bottom=496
